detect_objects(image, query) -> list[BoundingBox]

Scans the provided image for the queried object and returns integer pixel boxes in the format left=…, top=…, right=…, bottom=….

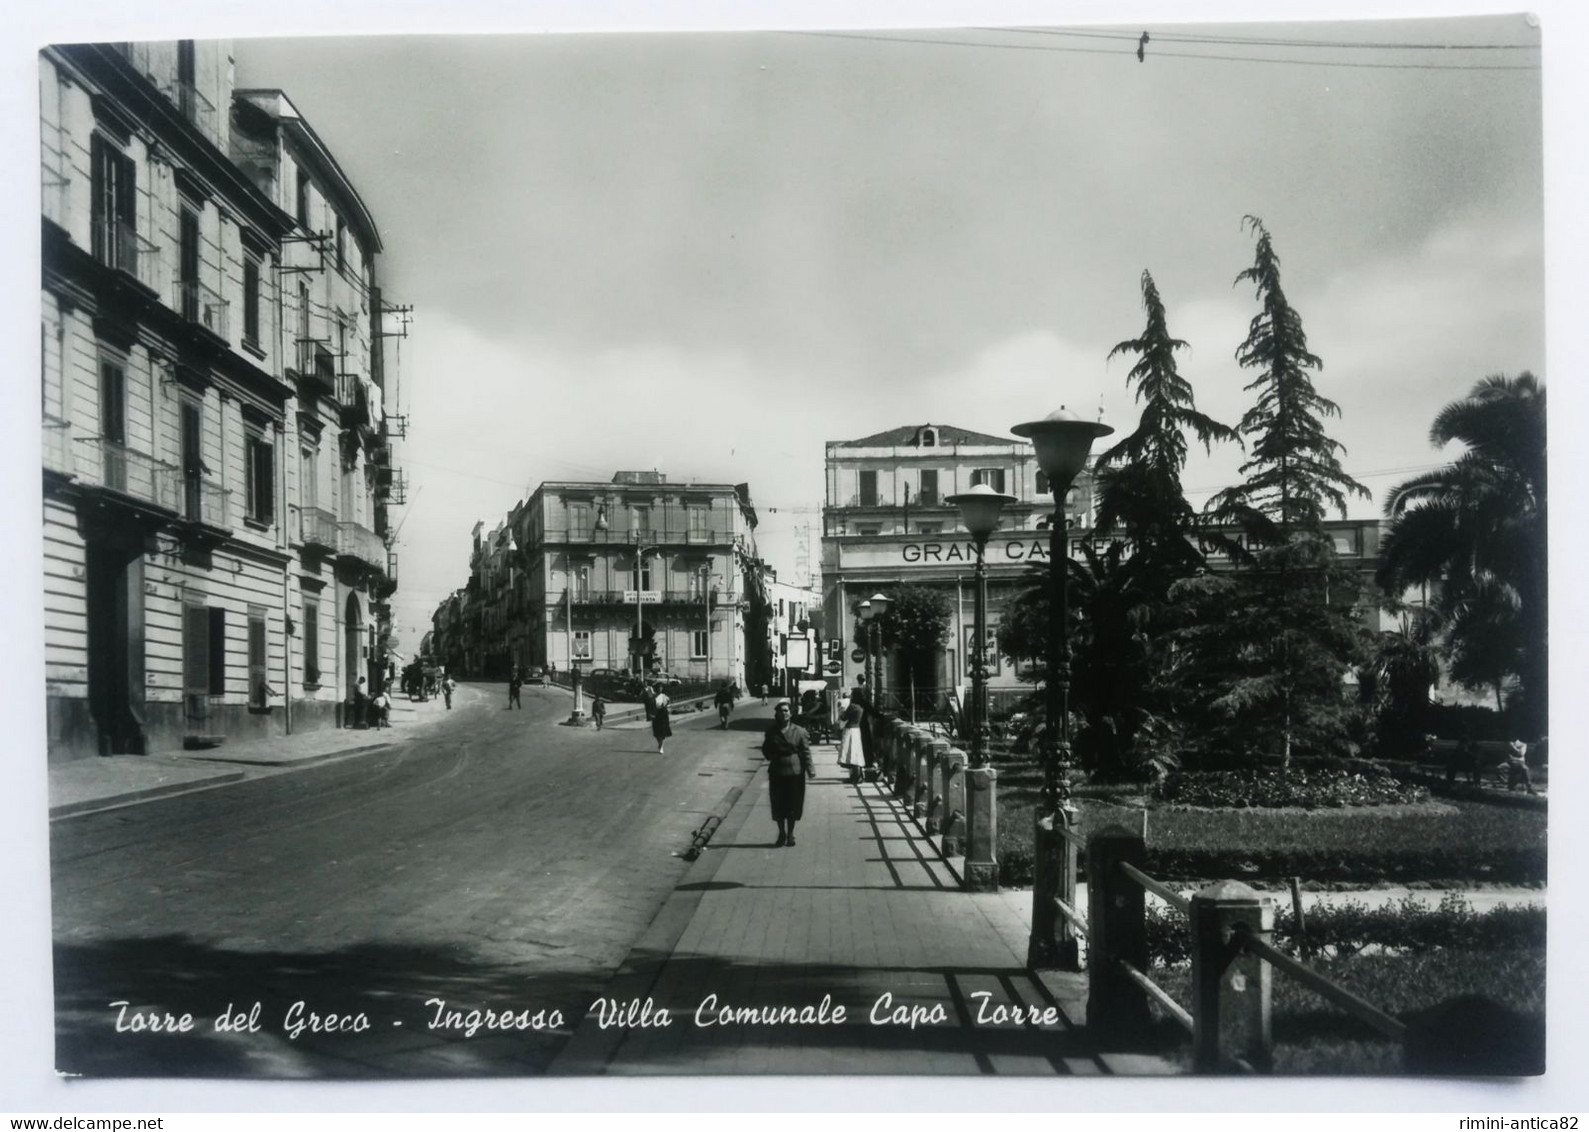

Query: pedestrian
left=651, top=686, right=672, bottom=754
left=756, top=683, right=767, bottom=705
left=838, top=696, right=866, bottom=785
left=372, top=689, right=391, bottom=729
left=761, top=701, right=815, bottom=847
left=592, top=694, right=606, bottom=730
left=508, top=666, right=523, bottom=710
left=443, top=674, right=455, bottom=710
left=714, top=681, right=735, bottom=729
left=352, top=675, right=369, bottom=729
left=643, top=682, right=658, bottom=723
left=1504, top=740, right=1536, bottom=794
left=850, top=674, right=876, bottom=779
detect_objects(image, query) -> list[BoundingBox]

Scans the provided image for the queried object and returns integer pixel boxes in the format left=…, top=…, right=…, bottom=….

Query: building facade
left=819, top=423, right=1096, bottom=701
left=434, top=472, right=767, bottom=688
left=41, top=41, right=404, bottom=761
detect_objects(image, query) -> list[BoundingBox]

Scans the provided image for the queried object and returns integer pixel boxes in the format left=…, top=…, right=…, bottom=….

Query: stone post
left=1086, top=825, right=1151, bottom=1045
left=892, top=719, right=914, bottom=802
left=941, top=746, right=967, bottom=857
left=925, top=737, right=950, bottom=835
left=1190, top=880, right=1274, bottom=1073
left=963, top=762, right=998, bottom=891
left=911, top=729, right=931, bottom=819
left=1026, top=811, right=1079, bottom=969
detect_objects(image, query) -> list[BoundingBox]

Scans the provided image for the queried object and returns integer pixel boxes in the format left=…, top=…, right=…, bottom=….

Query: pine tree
left=1173, top=218, right=1372, bottom=768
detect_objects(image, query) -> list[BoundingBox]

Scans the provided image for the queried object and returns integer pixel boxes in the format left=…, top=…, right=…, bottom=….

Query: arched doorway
left=345, top=591, right=363, bottom=707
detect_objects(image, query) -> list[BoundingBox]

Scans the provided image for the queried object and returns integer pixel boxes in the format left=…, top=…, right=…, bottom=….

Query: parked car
left=526, top=666, right=548, bottom=686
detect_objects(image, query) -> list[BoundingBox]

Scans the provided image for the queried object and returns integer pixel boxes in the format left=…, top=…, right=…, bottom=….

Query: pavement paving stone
left=554, top=740, right=1181, bottom=1077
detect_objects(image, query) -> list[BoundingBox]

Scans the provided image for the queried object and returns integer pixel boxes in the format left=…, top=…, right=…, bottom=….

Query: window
left=180, top=399, right=204, bottom=519
left=179, top=206, right=200, bottom=320
left=573, top=564, right=591, bottom=600
left=858, top=469, right=878, bottom=506
left=295, top=164, right=310, bottom=228
left=184, top=605, right=227, bottom=698
left=245, top=424, right=275, bottom=526
left=918, top=469, right=938, bottom=506
left=691, top=630, right=709, bottom=659
left=569, top=502, right=590, bottom=538
left=633, top=506, right=651, bottom=537
left=89, top=135, right=136, bottom=272
left=335, top=216, right=346, bottom=275
left=572, top=630, right=593, bottom=661
left=300, top=445, right=317, bottom=511
left=688, top=506, right=708, bottom=539
left=248, top=607, right=268, bottom=708
left=638, top=559, right=654, bottom=592
left=920, top=426, right=937, bottom=447
left=302, top=600, right=320, bottom=685
left=971, top=468, right=1006, bottom=493
left=297, top=280, right=311, bottom=342
left=99, top=358, right=126, bottom=444
left=242, top=255, right=261, bottom=346
left=1036, top=471, right=1049, bottom=495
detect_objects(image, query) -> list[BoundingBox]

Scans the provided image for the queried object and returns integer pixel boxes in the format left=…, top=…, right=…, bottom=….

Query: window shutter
left=207, top=607, right=226, bottom=694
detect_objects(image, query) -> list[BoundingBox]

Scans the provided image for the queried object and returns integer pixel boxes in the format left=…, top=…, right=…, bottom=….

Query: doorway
left=85, top=541, right=145, bottom=754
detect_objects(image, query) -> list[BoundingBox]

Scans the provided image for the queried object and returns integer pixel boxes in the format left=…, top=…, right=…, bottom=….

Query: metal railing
left=337, top=520, right=387, bottom=570
left=292, top=338, right=337, bottom=390
left=92, top=218, right=158, bottom=289
left=1031, top=822, right=1417, bottom=1073
left=563, top=527, right=734, bottom=546
left=168, top=78, right=218, bottom=142
left=336, top=373, right=370, bottom=425
left=42, top=418, right=74, bottom=476
left=180, top=279, right=229, bottom=339
left=74, top=437, right=180, bottom=511
left=180, top=473, right=231, bottom=529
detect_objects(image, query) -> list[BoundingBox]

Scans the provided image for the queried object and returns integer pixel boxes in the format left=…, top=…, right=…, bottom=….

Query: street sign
left=824, top=660, right=842, bottom=675
left=785, top=637, right=812, bottom=672
left=850, top=648, right=866, bottom=663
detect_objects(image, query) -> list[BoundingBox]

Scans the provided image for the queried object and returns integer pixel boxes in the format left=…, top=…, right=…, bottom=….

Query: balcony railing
left=292, top=339, right=337, bottom=392
left=74, top=437, right=180, bottom=512
left=180, top=279, right=230, bottom=339
left=337, top=374, right=370, bottom=427
left=42, top=418, right=73, bottom=477
left=294, top=505, right=339, bottom=550
left=179, top=473, right=232, bottom=530
left=563, top=527, right=735, bottom=546
left=92, top=218, right=158, bottom=289
left=337, top=520, right=387, bottom=571
left=169, top=79, right=218, bottom=142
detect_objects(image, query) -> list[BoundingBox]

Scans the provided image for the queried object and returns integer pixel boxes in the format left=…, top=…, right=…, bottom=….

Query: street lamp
left=866, top=592, right=889, bottom=709
left=1011, top=406, right=1113, bottom=814
left=858, top=599, right=874, bottom=695
left=947, top=482, right=1015, bottom=768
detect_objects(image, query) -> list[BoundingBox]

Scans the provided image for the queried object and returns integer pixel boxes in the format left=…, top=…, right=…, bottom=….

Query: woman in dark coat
left=761, top=701, right=815, bottom=847
left=650, top=686, right=672, bottom=754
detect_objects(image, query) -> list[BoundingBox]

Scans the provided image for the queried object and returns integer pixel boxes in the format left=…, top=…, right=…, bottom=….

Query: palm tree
left=1377, top=373, right=1546, bottom=728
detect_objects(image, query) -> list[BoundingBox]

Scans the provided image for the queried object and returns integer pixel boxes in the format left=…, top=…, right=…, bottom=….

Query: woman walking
left=761, top=701, right=815, bottom=847
left=651, top=686, right=672, bottom=754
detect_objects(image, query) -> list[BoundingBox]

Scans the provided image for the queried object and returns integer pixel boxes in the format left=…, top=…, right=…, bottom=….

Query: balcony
left=562, top=527, right=735, bottom=547
left=293, top=505, right=339, bottom=551
left=74, top=437, right=180, bottom=514
left=91, top=218, right=158, bottom=290
left=178, top=473, right=232, bottom=532
left=180, top=279, right=229, bottom=340
left=42, top=418, right=73, bottom=478
left=337, top=373, right=371, bottom=429
left=337, top=520, right=387, bottom=572
left=168, top=78, right=218, bottom=143
left=290, top=339, right=337, bottom=396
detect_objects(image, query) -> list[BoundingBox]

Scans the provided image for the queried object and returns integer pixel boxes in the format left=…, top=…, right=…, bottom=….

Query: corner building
left=40, top=41, right=403, bottom=760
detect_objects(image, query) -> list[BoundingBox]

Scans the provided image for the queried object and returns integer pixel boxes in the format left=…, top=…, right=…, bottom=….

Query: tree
left=1174, top=217, right=1373, bottom=767
left=1376, top=373, right=1546, bottom=729
left=1095, top=270, right=1238, bottom=565
left=874, top=585, right=953, bottom=707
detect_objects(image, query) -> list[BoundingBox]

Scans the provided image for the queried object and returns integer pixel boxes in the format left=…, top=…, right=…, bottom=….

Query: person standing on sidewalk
left=592, top=694, right=606, bottom=730
left=761, top=701, right=815, bottom=847
left=508, top=666, right=523, bottom=710
left=837, top=696, right=866, bottom=785
left=651, top=687, right=672, bottom=754
left=849, top=673, right=876, bottom=779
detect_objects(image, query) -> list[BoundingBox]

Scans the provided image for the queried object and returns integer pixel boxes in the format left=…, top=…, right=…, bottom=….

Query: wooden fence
left=1036, top=820, right=1423, bottom=1073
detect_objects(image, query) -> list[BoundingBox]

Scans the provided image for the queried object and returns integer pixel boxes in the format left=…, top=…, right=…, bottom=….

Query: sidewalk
left=47, top=683, right=481, bottom=818
left=552, top=742, right=1177, bottom=1076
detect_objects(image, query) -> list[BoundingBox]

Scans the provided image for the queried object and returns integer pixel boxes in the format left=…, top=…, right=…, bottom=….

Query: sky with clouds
left=229, top=13, right=1545, bottom=656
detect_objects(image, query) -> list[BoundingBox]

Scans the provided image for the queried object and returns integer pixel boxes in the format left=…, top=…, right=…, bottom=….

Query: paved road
left=50, top=684, right=768, bottom=1077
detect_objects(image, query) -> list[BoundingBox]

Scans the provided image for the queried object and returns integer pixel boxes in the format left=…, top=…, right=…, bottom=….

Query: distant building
left=766, top=577, right=820, bottom=696
left=40, top=40, right=405, bottom=761
left=435, top=472, right=768, bottom=687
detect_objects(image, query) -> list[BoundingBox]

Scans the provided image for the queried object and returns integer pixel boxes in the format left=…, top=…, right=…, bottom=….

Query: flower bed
left=1154, top=768, right=1429, bottom=809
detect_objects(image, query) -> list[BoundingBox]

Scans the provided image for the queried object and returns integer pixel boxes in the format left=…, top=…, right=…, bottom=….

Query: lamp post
left=866, top=592, right=890, bottom=709
left=1011, top=407, right=1113, bottom=815
left=946, top=483, right=1015, bottom=769
left=858, top=599, right=874, bottom=695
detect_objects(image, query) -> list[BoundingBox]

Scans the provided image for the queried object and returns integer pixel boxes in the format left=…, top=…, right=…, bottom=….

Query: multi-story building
left=765, top=577, right=820, bottom=696
left=40, top=40, right=404, bottom=761
left=819, top=422, right=1095, bottom=700
left=435, top=472, right=767, bottom=687
left=820, top=422, right=1389, bottom=707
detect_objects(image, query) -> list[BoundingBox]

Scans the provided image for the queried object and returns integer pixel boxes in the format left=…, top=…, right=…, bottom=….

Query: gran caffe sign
left=835, top=533, right=1066, bottom=572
